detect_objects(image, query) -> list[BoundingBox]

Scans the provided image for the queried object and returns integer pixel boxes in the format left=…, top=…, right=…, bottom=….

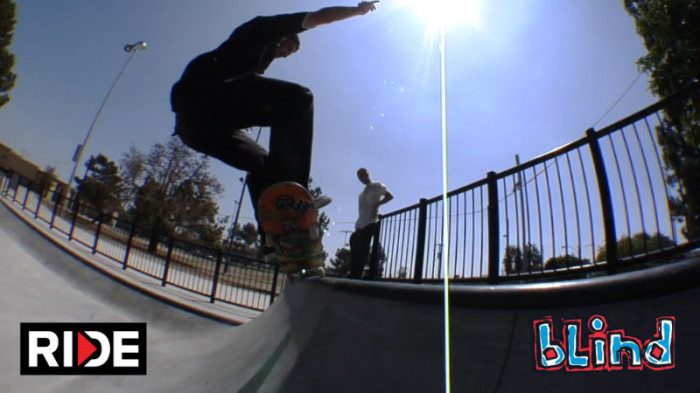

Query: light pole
left=67, top=41, right=147, bottom=190
left=225, top=127, right=263, bottom=255
left=226, top=177, right=247, bottom=255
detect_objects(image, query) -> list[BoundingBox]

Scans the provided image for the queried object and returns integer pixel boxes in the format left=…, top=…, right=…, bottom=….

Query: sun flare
left=402, top=0, right=482, bottom=28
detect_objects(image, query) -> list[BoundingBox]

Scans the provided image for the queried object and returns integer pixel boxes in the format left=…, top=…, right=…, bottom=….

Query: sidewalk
left=0, top=197, right=261, bottom=325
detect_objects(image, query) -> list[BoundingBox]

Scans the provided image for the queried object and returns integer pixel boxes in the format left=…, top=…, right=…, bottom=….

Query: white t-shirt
left=355, top=181, right=388, bottom=230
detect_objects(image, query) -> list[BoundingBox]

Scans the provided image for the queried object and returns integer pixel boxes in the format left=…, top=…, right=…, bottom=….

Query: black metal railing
left=373, top=82, right=700, bottom=283
left=2, top=83, right=698, bottom=296
left=0, top=175, right=284, bottom=312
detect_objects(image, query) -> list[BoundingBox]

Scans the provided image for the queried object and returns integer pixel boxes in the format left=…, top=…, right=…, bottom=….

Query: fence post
left=487, top=171, right=500, bottom=284
left=269, top=265, right=280, bottom=305
left=123, top=222, right=137, bottom=270
left=92, top=212, right=104, bottom=255
left=586, top=128, right=618, bottom=274
left=68, top=200, right=80, bottom=241
left=209, top=249, right=223, bottom=304
left=50, top=193, right=61, bottom=229
left=161, top=237, right=175, bottom=287
left=34, top=186, right=43, bottom=219
left=413, top=198, right=428, bottom=283
left=21, top=181, right=32, bottom=209
left=5, top=174, right=13, bottom=196
left=11, top=177, right=19, bottom=202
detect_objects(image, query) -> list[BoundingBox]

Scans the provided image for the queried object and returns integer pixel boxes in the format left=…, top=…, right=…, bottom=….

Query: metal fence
left=0, top=176, right=285, bottom=311
left=3, top=84, right=698, bottom=291
left=373, top=82, right=700, bottom=283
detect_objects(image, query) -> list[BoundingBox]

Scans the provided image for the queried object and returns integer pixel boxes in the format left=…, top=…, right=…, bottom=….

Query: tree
left=35, top=166, right=58, bottom=198
left=75, top=154, right=123, bottom=217
left=308, top=177, right=331, bottom=261
left=327, top=243, right=387, bottom=278
left=595, top=231, right=675, bottom=262
left=398, top=266, right=408, bottom=279
left=328, top=247, right=352, bottom=276
left=0, top=0, right=17, bottom=109
left=225, top=221, right=260, bottom=255
left=121, top=137, right=224, bottom=251
left=238, top=222, right=260, bottom=248
left=544, top=254, right=592, bottom=271
left=502, top=244, right=543, bottom=275
left=623, top=0, right=700, bottom=240
left=373, top=243, right=387, bottom=278
left=119, top=145, right=147, bottom=206
left=308, top=177, right=331, bottom=234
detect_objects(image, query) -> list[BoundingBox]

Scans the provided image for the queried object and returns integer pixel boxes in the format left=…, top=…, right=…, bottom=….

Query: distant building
left=0, top=142, right=43, bottom=180
left=0, top=142, right=67, bottom=195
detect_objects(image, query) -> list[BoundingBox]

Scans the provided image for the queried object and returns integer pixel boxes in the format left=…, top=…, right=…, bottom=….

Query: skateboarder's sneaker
left=262, top=236, right=325, bottom=276
left=313, top=195, right=332, bottom=209
left=275, top=241, right=325, bottom=276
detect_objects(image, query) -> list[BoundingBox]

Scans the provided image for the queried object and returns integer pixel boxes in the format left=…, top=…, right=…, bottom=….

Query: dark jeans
left=349, top=223, right=379, bottom=279
left=174, top=73, right=314, bottom=233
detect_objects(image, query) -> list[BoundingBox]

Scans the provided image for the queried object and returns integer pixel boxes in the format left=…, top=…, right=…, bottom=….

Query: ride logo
left=533, top=315, right=675, bottom=372
left=20, top=323, right=147, bottom=375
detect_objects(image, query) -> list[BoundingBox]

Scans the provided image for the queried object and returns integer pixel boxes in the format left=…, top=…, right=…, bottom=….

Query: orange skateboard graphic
left=257, top=182, right=325, bottom=275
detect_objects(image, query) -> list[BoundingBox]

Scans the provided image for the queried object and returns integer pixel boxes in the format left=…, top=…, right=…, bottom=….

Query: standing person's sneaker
left=313, top=195, right=332, bottom=209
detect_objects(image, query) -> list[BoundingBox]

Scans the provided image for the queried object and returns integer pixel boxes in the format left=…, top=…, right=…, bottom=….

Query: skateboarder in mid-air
left=170, top=2, right=380, bottom=236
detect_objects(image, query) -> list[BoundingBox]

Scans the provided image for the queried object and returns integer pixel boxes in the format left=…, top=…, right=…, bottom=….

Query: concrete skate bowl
left=248, top=255, right=699, bottom=392
left=4, top=82, right=700, bottom=391
left=2, top=196, right=699, bottom=392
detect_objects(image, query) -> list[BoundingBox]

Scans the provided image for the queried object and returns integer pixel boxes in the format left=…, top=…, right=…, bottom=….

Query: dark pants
left=349, top=223, right=378, bottom=279
left=174, top=73, right=314, bottom=233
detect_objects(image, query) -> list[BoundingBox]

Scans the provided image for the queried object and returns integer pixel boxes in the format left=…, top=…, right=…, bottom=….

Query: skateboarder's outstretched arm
left=303, top=1, right=379, bottom=29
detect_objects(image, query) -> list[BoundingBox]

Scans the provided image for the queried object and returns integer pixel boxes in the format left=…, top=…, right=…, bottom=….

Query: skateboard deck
left=258, top=182, right=325, bottom=275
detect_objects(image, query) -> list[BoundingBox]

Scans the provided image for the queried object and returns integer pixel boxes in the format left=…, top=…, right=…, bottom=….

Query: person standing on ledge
left=350, top=167, right=393, bottom=279
left=170, top=2, right=380, bottom=235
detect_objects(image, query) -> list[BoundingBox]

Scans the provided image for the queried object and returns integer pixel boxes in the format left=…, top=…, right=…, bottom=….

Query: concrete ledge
left=316, top=254, right=700, bottom=309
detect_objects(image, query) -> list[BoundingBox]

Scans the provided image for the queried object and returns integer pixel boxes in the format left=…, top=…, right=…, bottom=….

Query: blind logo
left=20, top=323, right=147, bottom=375
left=533, top=315, right=675, bottom=371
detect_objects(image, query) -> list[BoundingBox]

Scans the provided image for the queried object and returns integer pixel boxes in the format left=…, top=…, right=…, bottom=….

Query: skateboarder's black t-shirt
left=171, top=12, right=308, bottom=112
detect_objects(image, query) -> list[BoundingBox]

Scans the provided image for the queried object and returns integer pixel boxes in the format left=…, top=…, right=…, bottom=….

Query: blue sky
left=0, top=0, right=656, bottom=257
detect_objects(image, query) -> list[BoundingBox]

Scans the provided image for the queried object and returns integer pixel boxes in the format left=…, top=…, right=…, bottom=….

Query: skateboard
left=257, top=182, right=325, bottom=276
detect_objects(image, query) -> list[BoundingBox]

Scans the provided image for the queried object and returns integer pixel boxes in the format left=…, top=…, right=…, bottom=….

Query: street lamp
left=67, top=41, right=147, bottom=190
left=225, top=127, right=263, bottom=255
left=226, top=177, right=247, bottom=255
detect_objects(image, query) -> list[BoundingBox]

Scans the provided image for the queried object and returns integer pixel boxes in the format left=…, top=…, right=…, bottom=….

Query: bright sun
left=402, top=0, right=482, bottom=28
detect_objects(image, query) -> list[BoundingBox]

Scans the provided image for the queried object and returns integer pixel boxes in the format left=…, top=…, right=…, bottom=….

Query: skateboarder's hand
left=357, top=1, right=379, bottom=15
